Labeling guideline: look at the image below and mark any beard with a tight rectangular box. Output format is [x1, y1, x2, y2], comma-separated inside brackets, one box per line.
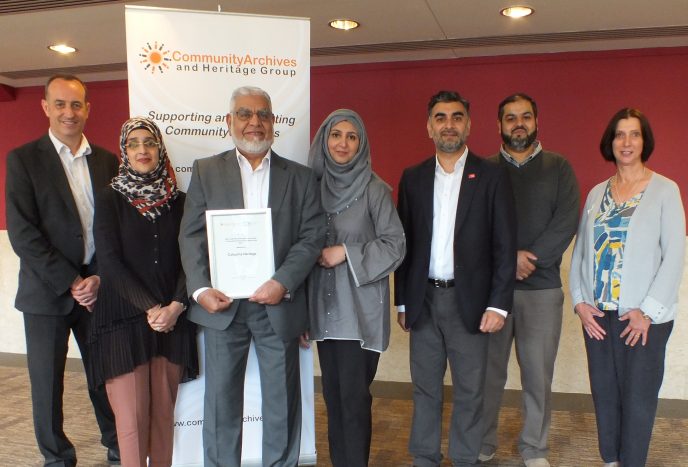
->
[232, 133, 273, 155]
[502, 126, 538, 152]
[433, 131, 466, 153]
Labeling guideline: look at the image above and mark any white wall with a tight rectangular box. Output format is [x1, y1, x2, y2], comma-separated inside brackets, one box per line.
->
[2, 231, 687, 398]
[1, 231, 82, 357]
[333, 240, 688, 399]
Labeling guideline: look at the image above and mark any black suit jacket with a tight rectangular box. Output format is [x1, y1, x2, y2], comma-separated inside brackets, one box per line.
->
[394, 151, 517, 333]
[5, 134, 119, 316]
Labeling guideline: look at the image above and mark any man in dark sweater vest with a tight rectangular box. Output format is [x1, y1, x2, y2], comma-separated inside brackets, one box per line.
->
[479, 94, 580, 467]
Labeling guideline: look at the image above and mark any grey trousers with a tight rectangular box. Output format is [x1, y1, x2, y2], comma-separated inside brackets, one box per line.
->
[202, 300, 301, 467]
[481, 288, 564, 461]
[409, 284, 489, 467]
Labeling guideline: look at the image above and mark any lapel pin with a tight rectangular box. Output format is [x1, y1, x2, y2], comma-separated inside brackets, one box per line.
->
[467, 173, 476, 179]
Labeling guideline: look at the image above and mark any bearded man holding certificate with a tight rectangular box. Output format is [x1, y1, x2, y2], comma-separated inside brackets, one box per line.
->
[179, 85, 324, 467]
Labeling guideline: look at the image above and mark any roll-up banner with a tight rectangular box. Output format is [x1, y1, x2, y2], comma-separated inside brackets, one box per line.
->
[125, 6, 315, 466]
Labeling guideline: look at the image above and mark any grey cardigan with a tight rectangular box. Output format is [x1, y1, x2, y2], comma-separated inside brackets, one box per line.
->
[307, 176, 406, 352]
[569, 172, 685, 323]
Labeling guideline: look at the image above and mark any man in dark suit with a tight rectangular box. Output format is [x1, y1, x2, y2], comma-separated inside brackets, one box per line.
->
[5, 74, 119, 466]
[179, 86, 324, 466]
[394, 90, 516, 467]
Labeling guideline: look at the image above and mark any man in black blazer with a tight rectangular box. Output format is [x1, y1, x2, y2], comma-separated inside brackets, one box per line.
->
[394, 90, 516, 466]
[5, 75, 119, 466]
[179, 86, 324, 466]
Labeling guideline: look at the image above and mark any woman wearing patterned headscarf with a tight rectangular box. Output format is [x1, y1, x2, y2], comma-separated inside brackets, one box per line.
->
[87, 117, 197, 467]
[305, 109, 406, 467]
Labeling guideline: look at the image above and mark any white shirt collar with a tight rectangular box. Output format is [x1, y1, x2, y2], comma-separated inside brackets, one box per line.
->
[236, 148, 271, 171]
[48, 129, 92, 158]
[435, 146, 468, 175]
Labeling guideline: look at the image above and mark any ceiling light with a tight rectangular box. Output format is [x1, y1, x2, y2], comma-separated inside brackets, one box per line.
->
[500, 6, 534, 18]
[48, 44, 77, 54]
[329, 19, 360, 31]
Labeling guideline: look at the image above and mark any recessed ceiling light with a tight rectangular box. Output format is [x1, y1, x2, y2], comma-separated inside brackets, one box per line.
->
[48, 44, 77, 54]
[329, 19, 360, 31]
[500, 6, 534, 18]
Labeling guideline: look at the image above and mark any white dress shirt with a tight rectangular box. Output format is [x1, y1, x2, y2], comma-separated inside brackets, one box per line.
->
[236, 150, 271, 209]
[48, 129, 95, 265]
[429, 150, 466, 279]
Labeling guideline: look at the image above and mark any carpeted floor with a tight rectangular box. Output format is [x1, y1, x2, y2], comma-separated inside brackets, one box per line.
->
[0, 363, 685, 466]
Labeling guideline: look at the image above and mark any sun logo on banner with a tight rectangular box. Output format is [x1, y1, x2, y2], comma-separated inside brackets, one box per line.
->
[139, 41, 170, 74]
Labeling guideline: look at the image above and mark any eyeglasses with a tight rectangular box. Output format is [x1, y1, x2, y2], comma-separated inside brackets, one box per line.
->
[233, 108, 273, 123]
[125, 140, 160, 150]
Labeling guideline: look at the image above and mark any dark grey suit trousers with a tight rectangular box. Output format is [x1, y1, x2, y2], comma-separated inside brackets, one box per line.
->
[585, 310, 672, 467]
[409, 284, 489, 467]
[202, 300, 301, 467]
[23, 303, 117, 467]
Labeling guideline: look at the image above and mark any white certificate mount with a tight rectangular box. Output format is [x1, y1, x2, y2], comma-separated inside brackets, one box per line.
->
[206, 208, 275, 299]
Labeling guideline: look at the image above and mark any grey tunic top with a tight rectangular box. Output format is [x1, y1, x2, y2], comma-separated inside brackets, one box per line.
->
[307, 176, 406, 352]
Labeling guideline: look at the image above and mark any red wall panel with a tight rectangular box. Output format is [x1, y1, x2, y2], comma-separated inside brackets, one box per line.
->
[310, 47, 688, 215]
[2, 47, 688, 230]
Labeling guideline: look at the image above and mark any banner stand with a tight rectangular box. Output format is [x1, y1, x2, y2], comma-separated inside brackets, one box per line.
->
[125, 6, 315, 465]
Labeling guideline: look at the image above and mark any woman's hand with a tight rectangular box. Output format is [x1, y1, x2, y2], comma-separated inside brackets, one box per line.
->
[71, 275, 100, 309]
[575, 302, 606, 340]
[318, 245, 346, 268]
[147, 301, 183, 333]
[298, 331, 311, 349]
[619, 309, 651, 346]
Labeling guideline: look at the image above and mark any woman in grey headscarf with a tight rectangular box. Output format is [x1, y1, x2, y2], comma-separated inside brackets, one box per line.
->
[306, 109, 405, 467]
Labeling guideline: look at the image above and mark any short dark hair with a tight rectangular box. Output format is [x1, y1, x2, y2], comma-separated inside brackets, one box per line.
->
[45, 74, 89, 102]
[599, 108, 654, 163]
[498, 93, 538, 120]
[427, 90, 470, 116]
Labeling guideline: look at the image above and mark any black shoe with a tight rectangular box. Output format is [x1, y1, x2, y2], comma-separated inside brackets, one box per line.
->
[107, 447, 121, 465]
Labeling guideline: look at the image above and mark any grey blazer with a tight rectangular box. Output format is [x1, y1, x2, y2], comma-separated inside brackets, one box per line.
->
[5, 134, 119, 316]
[179, 149, 325, 340]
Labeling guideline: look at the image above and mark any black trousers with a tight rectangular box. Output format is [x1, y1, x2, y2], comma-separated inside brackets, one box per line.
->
[584, 310, 673, 467]
[317, 339, 380, 467]
[23, 303, 117, 467]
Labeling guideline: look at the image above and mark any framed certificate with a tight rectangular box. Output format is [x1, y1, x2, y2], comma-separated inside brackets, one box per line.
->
[206, 208, 275, 299]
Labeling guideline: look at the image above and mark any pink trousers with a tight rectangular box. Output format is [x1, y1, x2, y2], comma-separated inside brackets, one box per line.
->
[105, 357, 183, 467]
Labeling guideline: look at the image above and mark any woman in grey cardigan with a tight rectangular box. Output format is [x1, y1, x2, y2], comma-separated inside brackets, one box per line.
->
[569, 108, 685, 467]
[305, 109, 405, 467]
